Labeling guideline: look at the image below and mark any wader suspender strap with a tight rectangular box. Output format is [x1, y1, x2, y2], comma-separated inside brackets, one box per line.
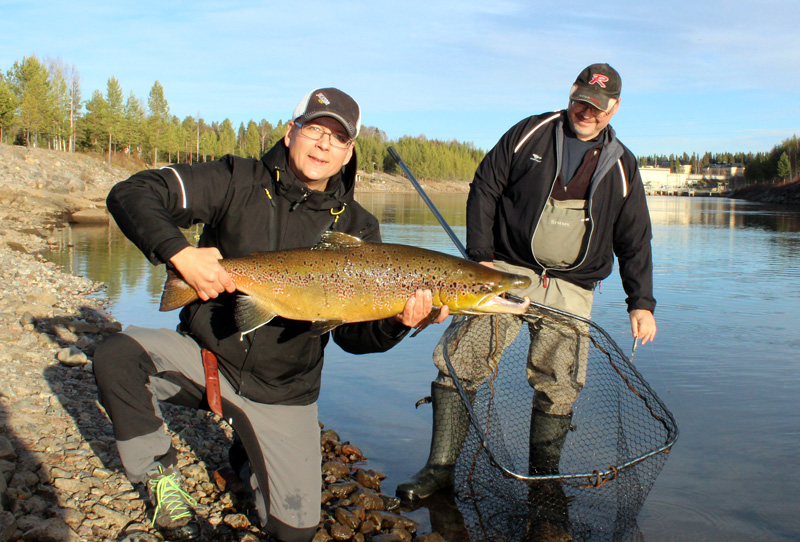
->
[201, 349, 223, 417]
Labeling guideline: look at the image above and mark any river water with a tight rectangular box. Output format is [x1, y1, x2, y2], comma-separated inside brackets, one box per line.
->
[46, 195, 800, 541]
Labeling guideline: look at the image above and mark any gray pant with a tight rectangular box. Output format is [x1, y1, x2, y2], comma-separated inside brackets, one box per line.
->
[433, 262, 593, 416]
[113, 326, 321, 532]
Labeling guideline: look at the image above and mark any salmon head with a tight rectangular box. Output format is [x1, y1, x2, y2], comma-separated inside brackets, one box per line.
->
[435, 264, 532, 315]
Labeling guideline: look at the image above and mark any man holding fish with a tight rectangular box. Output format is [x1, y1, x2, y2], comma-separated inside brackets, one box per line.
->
[92, 88, 492, 542]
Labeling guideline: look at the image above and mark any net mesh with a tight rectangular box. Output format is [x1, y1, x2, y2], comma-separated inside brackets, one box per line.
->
[439, 304, 677, 541]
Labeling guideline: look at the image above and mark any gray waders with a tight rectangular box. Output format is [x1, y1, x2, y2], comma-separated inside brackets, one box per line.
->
[396, 382, 474, 502]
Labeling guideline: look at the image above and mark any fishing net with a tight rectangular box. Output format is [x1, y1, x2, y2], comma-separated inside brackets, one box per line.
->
[437, 303, 678, 542]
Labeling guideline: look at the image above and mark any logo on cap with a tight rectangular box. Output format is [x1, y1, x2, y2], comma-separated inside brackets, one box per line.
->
[588, 74, 609, 88]
[315, 92, 331, 106]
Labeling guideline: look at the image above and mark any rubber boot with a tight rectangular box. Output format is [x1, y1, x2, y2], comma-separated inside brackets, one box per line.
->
[529, 410, 572, 476]
[526, 410, 573, 541]
[396, 382, 474, 502]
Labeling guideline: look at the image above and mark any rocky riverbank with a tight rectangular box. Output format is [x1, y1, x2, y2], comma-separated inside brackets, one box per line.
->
[731, 180, 800, 205]
[0, 144, 446, 542]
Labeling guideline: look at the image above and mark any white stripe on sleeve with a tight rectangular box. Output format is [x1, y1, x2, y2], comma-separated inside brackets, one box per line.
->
[161, 166, 187, 209]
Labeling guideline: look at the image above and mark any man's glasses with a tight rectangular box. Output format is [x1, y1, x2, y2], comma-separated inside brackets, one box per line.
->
[569, 100, 612, 120]
[294, 122, 353, 149]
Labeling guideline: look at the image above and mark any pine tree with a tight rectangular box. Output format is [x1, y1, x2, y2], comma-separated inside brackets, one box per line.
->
[81, 90, 109, 151]
[265, 120, 285, 150]
[7, 56, 55, 146]
[147, 81, 170, 165]
[218, 119, 236, 156]
[105, 77, 125, 162]
[777, 152, 791, 182]
[245, 120, 260, 158]
[182, 116, 197, 164]
[236, 122, 246, 156]
[200, 128, 218, 162]
[122, 92, 145, 159]
[0, 76, 18, 144]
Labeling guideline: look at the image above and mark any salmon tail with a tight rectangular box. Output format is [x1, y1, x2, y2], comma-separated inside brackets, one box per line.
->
[159, 269, 199, 311]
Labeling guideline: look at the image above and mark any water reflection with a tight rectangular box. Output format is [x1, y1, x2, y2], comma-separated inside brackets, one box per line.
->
[46, 225, 200, 328]
[647, 196, 800, 233]
[357, 192, 467, 229]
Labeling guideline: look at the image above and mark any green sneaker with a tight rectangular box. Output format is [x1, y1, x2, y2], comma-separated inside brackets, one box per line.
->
[146, 465, 200, 541]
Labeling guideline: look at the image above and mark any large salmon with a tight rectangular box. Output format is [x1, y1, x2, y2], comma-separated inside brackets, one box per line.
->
[160, 231, 531, 334]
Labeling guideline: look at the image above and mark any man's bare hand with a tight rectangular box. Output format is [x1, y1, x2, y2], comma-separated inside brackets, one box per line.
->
[169, 246, 235, 301]
[393, 289, 450, 328]
[630, 309, 657, 345]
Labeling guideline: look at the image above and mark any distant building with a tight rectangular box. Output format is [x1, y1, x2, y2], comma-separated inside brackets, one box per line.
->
[701, 163, 746, 177]
[639, 166, 688, 190]
[655, 160, 692, 174]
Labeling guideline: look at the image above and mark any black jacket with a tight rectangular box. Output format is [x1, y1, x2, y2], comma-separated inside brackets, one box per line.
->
[107, 141, 410, 405]
[466, 111, 656, 313]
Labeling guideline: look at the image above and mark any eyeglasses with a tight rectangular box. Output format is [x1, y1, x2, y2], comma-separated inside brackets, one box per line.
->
[569, 100, 612, 120]
[294, 122, 353, 149]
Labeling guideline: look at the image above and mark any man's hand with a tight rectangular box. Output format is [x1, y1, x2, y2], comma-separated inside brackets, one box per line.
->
[630, 309, 656, 345]
[169, 246, 236, 301]
[393, 289, 450, 328]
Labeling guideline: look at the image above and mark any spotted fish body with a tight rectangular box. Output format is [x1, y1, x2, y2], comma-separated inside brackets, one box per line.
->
[160, 231, 531, 334]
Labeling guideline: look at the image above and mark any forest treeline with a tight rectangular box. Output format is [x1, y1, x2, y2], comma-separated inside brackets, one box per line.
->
[0, 55, 795, 184]
[0, 55, 483, 181]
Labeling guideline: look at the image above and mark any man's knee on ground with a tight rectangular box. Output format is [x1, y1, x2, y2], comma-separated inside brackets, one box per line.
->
[93, 333, 155, 399]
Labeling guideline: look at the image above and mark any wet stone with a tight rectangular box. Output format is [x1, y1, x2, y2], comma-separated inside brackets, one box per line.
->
[322, 461, 350, 478]
[222, 513, 250, 529]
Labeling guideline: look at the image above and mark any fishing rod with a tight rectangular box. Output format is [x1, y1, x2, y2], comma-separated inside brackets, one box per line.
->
[387, 146, 468, 259]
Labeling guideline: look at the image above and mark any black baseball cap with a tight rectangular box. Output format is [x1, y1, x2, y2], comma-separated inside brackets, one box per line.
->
[292, 88, 361, 139]
[569, 63, 621, 111]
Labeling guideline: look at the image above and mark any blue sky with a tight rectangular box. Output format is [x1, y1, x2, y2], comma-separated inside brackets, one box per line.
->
[1, 0, 798, 156]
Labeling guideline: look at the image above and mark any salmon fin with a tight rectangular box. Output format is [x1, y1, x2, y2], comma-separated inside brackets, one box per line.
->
[409, 306, 442, 338]
[159, 269, 199, 311]
[309, 320, 344, 336]
[235, 295, 278, 336]
[313, 231, 364, 251]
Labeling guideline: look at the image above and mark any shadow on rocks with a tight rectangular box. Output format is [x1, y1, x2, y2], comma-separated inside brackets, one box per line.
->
[0, 304, 123, 541]
[35, 307, 262, 541]
[34, 306, 124, 470]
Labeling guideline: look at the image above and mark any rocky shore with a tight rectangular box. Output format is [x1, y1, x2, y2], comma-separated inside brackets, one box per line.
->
[731, 180, 800, 205]
[0, 144, 448, 542]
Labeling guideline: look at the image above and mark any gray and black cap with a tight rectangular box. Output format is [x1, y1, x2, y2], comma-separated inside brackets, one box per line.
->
[292, 88, 362, 138]
[569, 63, 621, 111]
